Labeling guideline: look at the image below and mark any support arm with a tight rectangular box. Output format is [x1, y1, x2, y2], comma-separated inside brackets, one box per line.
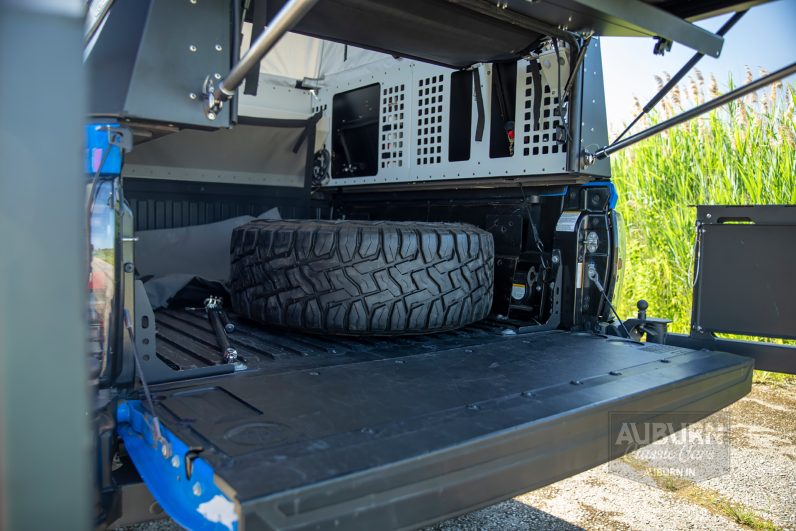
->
[203, 0, 320, 119]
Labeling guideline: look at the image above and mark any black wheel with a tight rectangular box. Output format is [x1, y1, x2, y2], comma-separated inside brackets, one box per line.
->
[230, 219, 494, 335]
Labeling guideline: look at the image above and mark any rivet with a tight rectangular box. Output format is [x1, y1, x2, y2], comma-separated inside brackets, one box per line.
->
[160, 442, 171, 459]
[192, 482, 202, 496]
[214, 73, 221, 80]
[189, 92, 197, 100]
[171, 456, 180, 468]
[215, 44, 223, 51]
[189, 0, 197, 3]
[207, 112, 216, 120]
[189, 45, 197, 52]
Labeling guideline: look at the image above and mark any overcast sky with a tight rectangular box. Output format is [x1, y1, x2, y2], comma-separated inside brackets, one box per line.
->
[599, 0, 796, 130]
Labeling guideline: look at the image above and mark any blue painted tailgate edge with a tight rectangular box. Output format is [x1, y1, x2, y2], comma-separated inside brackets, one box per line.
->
[117, 401, 240, 531]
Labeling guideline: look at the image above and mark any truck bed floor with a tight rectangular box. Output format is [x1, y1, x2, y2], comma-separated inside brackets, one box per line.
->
[153, 308, 518, 374]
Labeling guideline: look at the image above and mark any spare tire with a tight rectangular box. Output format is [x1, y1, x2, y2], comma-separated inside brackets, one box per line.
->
[230, 219, 494, 335]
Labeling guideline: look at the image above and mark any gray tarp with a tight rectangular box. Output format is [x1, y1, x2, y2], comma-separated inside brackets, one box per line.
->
[136, 207, 280, 308]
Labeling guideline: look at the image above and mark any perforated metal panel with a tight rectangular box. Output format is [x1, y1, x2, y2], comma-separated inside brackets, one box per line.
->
[381, 83, 406, 169]
[318, 50, 574, 187]
[416, 75, 445, 166]
[519, 71, 566, 157]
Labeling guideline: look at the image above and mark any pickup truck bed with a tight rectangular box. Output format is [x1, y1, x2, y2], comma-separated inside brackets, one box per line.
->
[143, 311, 753, 530]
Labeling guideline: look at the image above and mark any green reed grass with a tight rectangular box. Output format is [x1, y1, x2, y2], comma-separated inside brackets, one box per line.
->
[610, 69, 796, 337]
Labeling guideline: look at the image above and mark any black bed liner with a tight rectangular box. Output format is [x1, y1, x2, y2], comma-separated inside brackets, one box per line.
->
[149, 312, 752, 530]
[153, 308, 520, 374]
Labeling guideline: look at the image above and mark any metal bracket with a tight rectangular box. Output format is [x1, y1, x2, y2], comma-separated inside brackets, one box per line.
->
[202, 75, 223, 121]
[133, 281, 235, 384]
[496, 249, 563, 335]
[653, 37, 673, 56]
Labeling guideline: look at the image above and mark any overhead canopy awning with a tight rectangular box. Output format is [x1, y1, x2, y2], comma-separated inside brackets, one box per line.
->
[261, 0, 770, 68]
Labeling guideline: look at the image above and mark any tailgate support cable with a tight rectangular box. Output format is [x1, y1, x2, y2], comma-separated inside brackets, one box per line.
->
[613, 10, 747, 145]
[123, 309, 162, 444]
[585, 60, 796, 165]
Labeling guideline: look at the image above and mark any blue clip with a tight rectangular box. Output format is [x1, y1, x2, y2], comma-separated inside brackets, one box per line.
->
[85, 123, 125, 175]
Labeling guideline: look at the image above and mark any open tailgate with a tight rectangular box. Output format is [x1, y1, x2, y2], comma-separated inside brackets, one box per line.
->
[118, 328, 752, 530]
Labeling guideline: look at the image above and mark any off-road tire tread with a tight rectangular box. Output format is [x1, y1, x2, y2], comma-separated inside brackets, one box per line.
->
[230, 220, 494, 335]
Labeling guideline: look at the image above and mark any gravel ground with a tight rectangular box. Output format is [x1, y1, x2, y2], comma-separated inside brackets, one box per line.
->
[118, 380, 796, 531]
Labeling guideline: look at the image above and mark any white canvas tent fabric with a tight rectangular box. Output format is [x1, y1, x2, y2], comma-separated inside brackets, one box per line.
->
[240, 22, 389, 82]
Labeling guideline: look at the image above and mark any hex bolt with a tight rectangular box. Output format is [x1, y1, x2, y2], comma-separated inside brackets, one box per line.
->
[551, 254, 560, 264]
[192, 482, 202, 496]
[207, 112, 216, 120]
[189, 45, 197, 52]
[706, 213, 712, 219]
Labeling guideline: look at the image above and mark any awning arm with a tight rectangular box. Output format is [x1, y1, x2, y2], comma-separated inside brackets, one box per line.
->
[613, 10, 747, 144]
[584, 61, 796, 166]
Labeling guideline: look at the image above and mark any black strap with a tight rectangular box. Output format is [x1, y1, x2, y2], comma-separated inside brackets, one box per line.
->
[473, 68, 485, 142]
[292, 111, 323, 153]
[529, 59, 543, 131]
[243, 0, 268, 96]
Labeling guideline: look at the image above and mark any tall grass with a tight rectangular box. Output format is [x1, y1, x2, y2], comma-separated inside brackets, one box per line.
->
[610, 69, 796, 335]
